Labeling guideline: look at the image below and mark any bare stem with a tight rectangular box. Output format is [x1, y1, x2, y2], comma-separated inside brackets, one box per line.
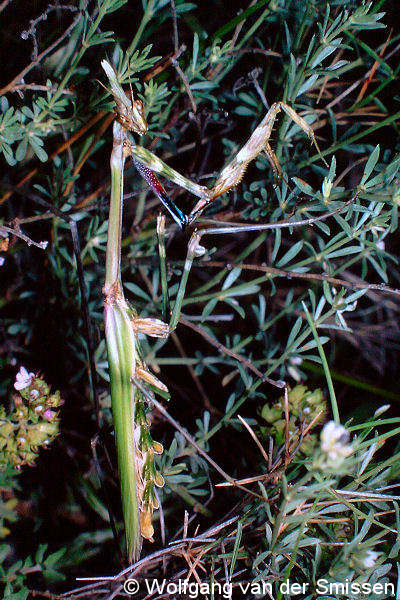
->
[105, 122, 125, 290]
[157, 215, 170, 319]
[104, 121, 141, 562]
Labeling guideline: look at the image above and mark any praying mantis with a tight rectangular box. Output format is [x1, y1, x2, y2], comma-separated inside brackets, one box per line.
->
[102, 60, 322, 228]
[101, 59, 325, 562]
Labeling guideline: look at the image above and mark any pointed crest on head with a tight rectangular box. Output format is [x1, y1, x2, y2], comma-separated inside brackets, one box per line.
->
[101, 59, 148, 136]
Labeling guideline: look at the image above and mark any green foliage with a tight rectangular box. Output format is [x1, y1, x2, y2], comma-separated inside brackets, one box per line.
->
[248, 413, 399, 598]
[0, 468, 19, 539]
[261, 384, 326, 451]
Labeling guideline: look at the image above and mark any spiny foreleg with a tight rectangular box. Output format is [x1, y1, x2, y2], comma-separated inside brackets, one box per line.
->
[189, 102, 321, 221]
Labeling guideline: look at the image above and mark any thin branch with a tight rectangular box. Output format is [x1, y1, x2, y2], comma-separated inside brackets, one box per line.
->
[170, 330, 214, 412]
[195, 197, 357, 236]
[195, 261, 400, 298]
[250, 68, 269, 109]
[137, 381, 232, 483]
[30, 591, 65, 600]
[63, 516, 239, 597]
[172, 58, 198, 116]
[334, 156, 367, 186]
[355, 28, 392, 104]
[135, 379, 260, 499]
[21, 4, 78, 61]
[0, 224, 48, 249]
[226, 47, 281, 58]
[237, 415, 269, 463]
[9, 83, 74, 95]
[69, 220, 100, 425]
[0, 8, 83, 96]
[283, 386, 290, 466]
[170, 0, 179, 55]
[63, 114, 114, 197]
[10, 212, 54, 225]
[168, 2, 197, 118]
[179, 316, 285, 388]
[143, 44, 186, 82]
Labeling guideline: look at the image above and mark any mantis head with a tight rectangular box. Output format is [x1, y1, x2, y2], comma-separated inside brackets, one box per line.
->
[117, 96, 148, 136]
[101, 59, 148, 136]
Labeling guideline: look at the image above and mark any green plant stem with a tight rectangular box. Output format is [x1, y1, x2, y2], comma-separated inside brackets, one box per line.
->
[105, 123, 125, 289]
[126, 0, 154, 59]
[105, 300, 141, 562]
[298, 110, 400, 168]
[104, 121, 141, 562]
[169, 235, 200, 330]
[156, 216, 169, 320]
[302, 360, 400, 402]
[36, 5, 109, 124]
[303, 303, 339, 424]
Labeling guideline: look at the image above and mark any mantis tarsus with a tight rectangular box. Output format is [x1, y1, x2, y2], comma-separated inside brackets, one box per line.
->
[101, 59, 329, 562]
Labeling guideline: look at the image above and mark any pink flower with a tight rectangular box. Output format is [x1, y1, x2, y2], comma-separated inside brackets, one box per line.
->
[43, 409, 56, 421]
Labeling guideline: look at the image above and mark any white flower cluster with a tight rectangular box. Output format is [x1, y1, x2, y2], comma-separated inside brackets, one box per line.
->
[350, 548, 381, 571]
[320, 421, 353, 468]
[362, 550, 380, 569]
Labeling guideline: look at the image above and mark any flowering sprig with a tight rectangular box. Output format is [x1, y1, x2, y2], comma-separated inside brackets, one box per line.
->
[0, 367, 63, 469]
[350, 549, 381, 571]
[318, 420, 353, 469]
